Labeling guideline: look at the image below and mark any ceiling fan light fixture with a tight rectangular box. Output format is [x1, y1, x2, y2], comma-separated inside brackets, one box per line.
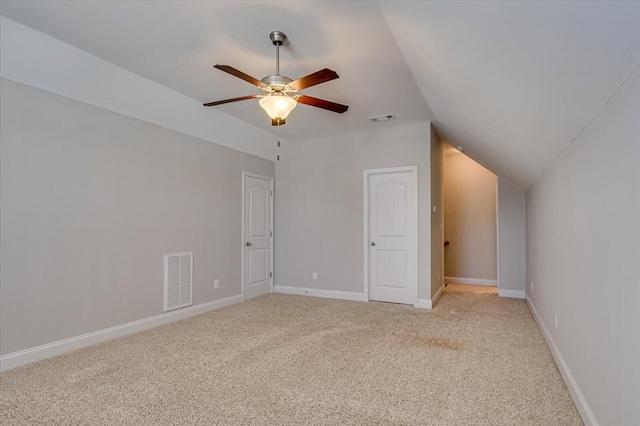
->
[259, 93, 297, 124]
[204, 31, 348, 126]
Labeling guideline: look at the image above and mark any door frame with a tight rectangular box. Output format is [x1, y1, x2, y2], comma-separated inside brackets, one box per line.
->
[363, 165, 419, 306]
[241, 171, 274, 301]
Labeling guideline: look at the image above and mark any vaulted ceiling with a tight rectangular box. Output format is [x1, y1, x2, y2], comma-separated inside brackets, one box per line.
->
[2, 1, 639, 188]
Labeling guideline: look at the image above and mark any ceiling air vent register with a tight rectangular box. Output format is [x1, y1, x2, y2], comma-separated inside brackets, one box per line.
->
[369, 114, 397, 123]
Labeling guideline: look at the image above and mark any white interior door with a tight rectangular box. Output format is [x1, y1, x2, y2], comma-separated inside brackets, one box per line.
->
[242, 173, 272, 300]
[366, 168, 417, 305]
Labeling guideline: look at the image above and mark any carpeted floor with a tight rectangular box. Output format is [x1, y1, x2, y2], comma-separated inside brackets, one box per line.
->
[0, 284, 582, 425]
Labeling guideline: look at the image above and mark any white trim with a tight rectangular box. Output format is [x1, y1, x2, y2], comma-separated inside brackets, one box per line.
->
[416, 285, 445, 309]
[498, 288, 525, 299]
[444, 276, 498, 287]
[416, 299, 432, 309]
[363, 171, 369, 302]
[496, 179, 500, 290]
[274, 285, 366, 302]
[0, 294, 243, 372]
[526, 297, 599, 426]
[270, 178, 274, 294]
[363, 166, 419, 307]
[241, 172, 274, 301]
[432, 284, 445, 306]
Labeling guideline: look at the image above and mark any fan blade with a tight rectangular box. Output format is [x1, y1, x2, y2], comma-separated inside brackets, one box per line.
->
[203, 95, 260, 106]
[297, 95, 348, 113]
[289, 68, 339, 91]
[214, 65, 266, 87]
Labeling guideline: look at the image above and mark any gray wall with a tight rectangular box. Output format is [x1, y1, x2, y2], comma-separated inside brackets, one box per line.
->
[496, 177, 526, 293]
[274, 122, 432, 300]
[0, 78, 274, 355]
[430, 126, 444, 298]
[526, 68, 640, 425]
[443, 144, 497, 281]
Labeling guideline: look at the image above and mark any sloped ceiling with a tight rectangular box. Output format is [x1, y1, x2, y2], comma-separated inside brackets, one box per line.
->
[379, 1, 640, 188]
[2, 1, 640, 188]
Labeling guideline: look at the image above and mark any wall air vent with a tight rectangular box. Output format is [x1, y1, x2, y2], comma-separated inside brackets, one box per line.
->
[368, 114, 397, 123]
[164, 252, 193, 312]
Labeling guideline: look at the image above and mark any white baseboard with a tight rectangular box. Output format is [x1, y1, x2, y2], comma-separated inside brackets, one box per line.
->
[498, 288, 525, 299]
[274, 285, 366, 302]
[0, 294, 243, 372]
[417, 284, 446, 309]
[433, 284, 445, 306]
[444, 277, 497, 287]
[526, 297, 598, 426]
[416, 298, 432, 309]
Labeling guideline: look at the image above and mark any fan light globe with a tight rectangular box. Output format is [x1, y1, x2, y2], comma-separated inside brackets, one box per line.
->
[259, 93, 297, 122]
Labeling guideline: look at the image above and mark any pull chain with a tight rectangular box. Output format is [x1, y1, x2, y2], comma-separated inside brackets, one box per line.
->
[276, 123, 280, 161]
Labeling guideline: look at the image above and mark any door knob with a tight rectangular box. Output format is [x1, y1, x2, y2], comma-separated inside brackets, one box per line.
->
[245, 242, 252, 246]
[371, 241, 376, 246]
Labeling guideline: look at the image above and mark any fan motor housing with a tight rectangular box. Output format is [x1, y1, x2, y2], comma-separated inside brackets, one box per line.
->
[261, 75, 293, 91]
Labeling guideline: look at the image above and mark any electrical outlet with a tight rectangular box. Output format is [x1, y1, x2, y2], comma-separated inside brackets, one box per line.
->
[554, 313, 558, 329]
[214, 279, 219, 290]
[312, 272, 317, 280]
[437, 272, 441, 281]
[530, 282, 534, 291]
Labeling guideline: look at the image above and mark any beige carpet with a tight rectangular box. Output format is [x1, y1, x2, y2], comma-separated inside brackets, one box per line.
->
[1, 284, 582, 425]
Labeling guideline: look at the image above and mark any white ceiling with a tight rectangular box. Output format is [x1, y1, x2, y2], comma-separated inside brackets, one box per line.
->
[2, 1, 639, 188]
[0, 1, 433, 144]
[380, 1, 640, 187]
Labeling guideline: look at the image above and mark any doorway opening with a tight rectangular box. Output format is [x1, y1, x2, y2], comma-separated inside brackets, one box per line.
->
[442, 144, 498, 293]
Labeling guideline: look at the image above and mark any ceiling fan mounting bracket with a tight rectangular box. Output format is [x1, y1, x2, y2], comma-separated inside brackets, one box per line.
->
[269, 31, 287, 46]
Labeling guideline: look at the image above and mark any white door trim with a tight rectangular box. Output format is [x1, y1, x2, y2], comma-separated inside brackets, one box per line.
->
[241, 171, 274, 301]
[363, 166, 419, 307]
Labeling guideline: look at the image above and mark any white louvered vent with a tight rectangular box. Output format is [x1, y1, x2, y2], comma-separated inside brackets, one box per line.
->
[164, 252, 193, 312]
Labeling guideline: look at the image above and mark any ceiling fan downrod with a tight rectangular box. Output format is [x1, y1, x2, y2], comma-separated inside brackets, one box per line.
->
[269, 31, 287, 76]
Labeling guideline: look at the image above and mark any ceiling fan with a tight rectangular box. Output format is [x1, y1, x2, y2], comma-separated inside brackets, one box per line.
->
[204, 31, 348, 126]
